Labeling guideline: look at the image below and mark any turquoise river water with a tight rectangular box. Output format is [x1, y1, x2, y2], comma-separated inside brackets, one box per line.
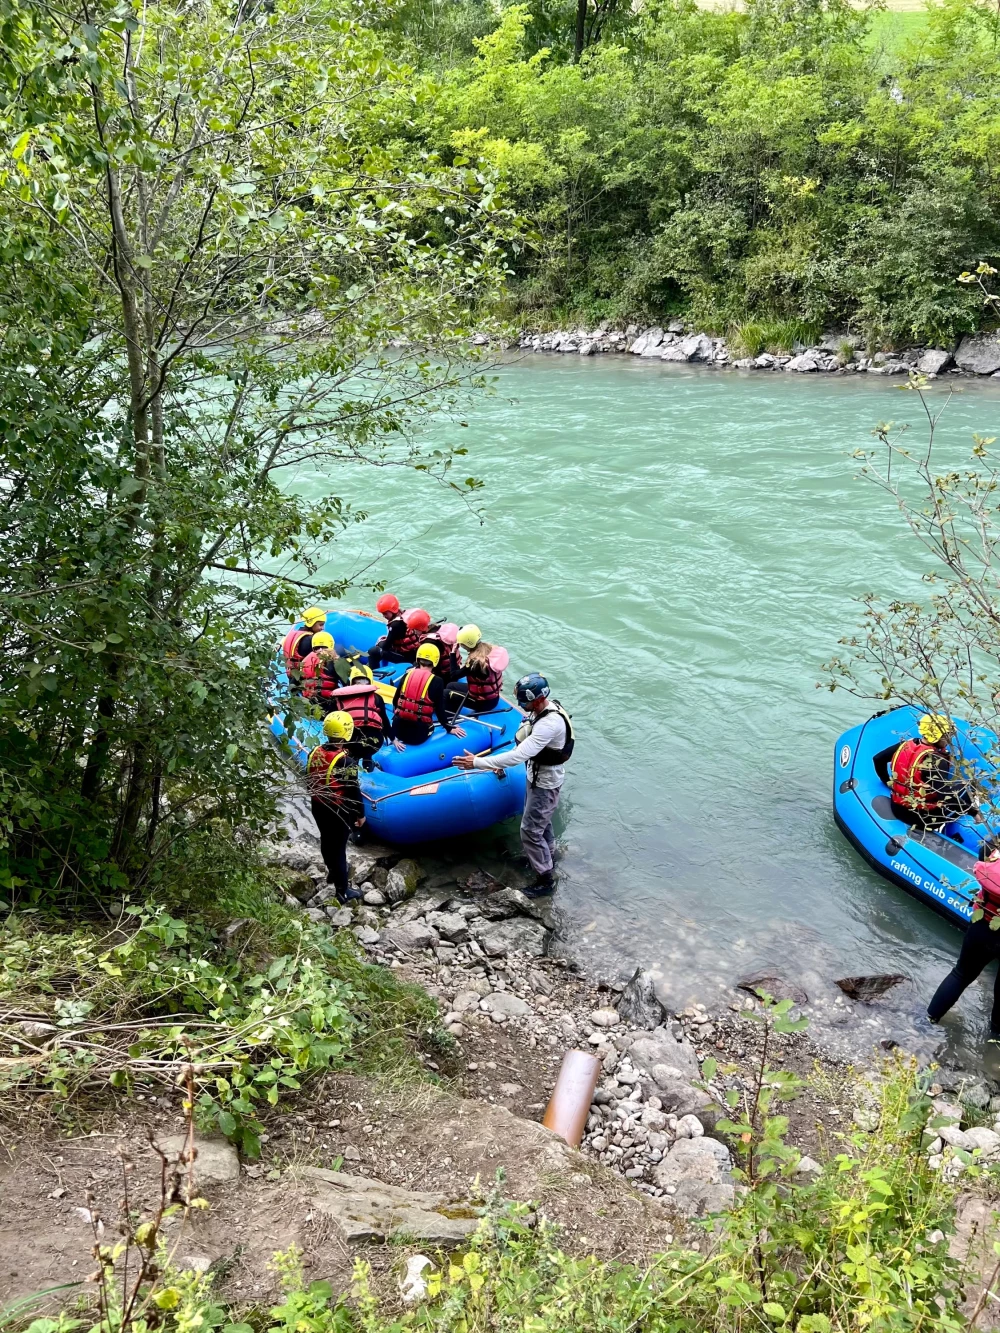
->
[295, 355, 1000, 1065]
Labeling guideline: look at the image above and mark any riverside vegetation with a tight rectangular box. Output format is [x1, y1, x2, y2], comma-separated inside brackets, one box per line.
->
[6, 0, 1000, 1324]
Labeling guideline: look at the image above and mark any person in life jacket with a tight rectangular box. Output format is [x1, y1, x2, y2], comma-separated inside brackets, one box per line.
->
[329, 664, 391, 768]
[282, 606, 327, 683]
[390, 643, 467, 748]
[299, 632, 338, 705]
[873, 712, 977, 829]
[421, 622, 463, 682]
[456, 672, 573, 899]
[306, 711, 364, 903]
[928, 836, 1000, 1038]
[369, 601, 432, 669]
[453, 625, 507, 713]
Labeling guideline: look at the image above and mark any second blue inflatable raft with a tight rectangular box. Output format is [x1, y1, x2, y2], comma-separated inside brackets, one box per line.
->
[833, 705, 1000, 926]
[270, 609, 526, 844]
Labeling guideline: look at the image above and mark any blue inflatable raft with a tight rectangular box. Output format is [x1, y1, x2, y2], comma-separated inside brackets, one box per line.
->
[833, 705, 1000, 926]
[270, 609, 526, 845]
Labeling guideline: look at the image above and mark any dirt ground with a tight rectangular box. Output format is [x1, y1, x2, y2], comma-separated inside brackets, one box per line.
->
[0, 1070, 675, 1314]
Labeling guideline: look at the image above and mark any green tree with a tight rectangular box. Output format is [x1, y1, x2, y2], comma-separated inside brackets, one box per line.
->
[0, 0, 514, 901]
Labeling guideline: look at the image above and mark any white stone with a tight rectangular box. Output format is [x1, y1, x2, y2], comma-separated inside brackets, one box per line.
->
[964, 1126, 1000, 1156]
[795, 1155, 822, 1175]
[155, 1134, 240, 1189]
[481, 991, 531, 1018]
[590, 1008, 620, 1029]
[675, 1114, 705, 1139]
[400, 1255, 433, 1303]
[939, 1124, 974, 1151]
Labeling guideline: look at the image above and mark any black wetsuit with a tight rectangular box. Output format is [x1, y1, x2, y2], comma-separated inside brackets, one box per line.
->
[368, 617, 416, 668]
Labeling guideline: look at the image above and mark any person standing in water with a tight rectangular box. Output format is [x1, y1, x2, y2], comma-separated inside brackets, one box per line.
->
[455, 672, 573, 898]
[928, 837, 1000, 1037]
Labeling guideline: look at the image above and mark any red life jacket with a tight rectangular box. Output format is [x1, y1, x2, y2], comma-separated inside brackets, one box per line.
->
[331, 682, 384, 734]
[301, 652, 340, 703]
[889, 740, 942, 813]
[282, 627, 311, 668]
[306, 743, 351, 804]
[394, 615, 422, 658]
[394, 667, 436, 727]
[467, 662, 503, 705]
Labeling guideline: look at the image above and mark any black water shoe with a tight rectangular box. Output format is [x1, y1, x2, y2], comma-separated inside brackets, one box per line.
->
[524, 872, 555, 899]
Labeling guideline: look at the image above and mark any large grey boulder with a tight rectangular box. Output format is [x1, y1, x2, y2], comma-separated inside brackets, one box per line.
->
[629, 1027, 700, 1083]
[381, 920, 439, 952]
[955, 333, 1000, 375]
[654, 1137, 734, 1218]
[347, 841, 397, 884]
[473, 916, 549, 958]
[630, 327, 664, 356]
[787, 352, 823, 372]
[481, 991, 532, 1018]
[426, 911, 469, 944]
[661, 333, 713, 363]
[617, 969, 666, 1030]
[917, 348, 953, 376]
[301, 1167, 480, 1245]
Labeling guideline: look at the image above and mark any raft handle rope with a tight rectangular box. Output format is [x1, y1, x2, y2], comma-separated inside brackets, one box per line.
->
[366, 743, 516, 806]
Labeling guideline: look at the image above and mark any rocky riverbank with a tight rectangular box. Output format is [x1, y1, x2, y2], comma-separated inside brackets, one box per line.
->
[507, 324, 1000, 378]
[267, 828, 1000, 1219]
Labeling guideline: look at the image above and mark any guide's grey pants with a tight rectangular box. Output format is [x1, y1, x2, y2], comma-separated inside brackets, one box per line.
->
[521, 783, 561, 874]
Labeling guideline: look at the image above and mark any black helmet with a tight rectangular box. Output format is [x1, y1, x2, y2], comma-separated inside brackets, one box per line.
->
[516, 672, 550, 706]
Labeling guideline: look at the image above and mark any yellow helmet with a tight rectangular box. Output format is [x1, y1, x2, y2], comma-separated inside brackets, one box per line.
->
[457, 624, 481, 650]
[322, 711, 355, 741]
[311, 631, 334, 651]
[918, 712, 950, 744]
[350, 664, 374, 683]
[416, 642, 441, 667]
[302, 607, 326, 627]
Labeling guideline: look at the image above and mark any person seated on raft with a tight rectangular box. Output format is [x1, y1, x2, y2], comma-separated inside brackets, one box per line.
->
[282, 606, 327, 686]
[368, 597, 431, 668]
[873, 711, 978, 831]
[391, 643, 467, 748]
[299, 632, 342, 707]
[420, 622, 463, 681]
[453, 624, 507, 713]
[329, 664, 391, 769]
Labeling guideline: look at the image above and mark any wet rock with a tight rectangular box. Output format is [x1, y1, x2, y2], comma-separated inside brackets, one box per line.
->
[481, 991, 532, 1018]
[917, 348, 953, 376]
[474, 917, 549, 958]
[381, 921, 439, 953]
[956, 333, 1000, 375]
[834, 974, 907, 1002]
[617, 969, 666, 1030]
[787, 351, 823, 372]
[301, 1167, 480, 1245]
[661, 333, 713, 363]
[629, 327, 664, 356]
[962, 1079, 994, 1111]
[737, 971, 808, 1006]
[654, 1137, 734, 1218]
[477, 887, 535, 921]
[156, 1133, 240, 1190]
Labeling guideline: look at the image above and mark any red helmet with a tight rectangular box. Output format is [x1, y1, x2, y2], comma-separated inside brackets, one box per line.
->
[376, 593, 400, 615]
[406, 608, 431, 632]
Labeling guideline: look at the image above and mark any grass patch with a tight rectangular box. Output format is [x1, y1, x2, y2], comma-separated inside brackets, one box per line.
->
[0, 838, 443, 1156]
[728, 318, 822, 357]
